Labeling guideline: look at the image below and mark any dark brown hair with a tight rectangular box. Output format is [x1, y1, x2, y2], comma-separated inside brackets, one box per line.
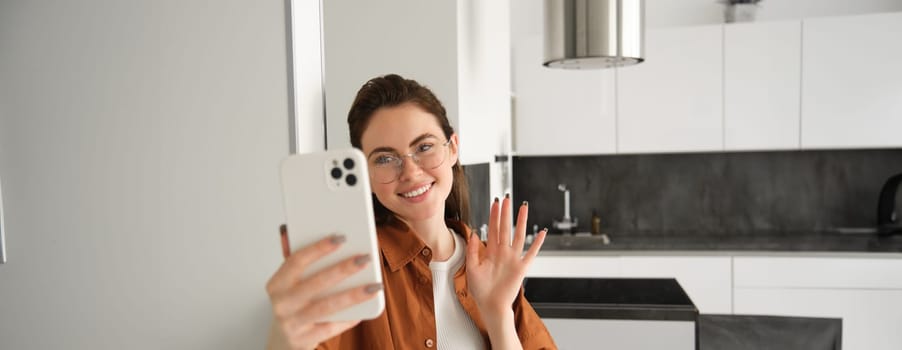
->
[348, 74, 470, 227]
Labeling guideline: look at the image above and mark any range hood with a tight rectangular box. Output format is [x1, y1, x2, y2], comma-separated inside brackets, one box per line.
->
[544, 0, 645, 69]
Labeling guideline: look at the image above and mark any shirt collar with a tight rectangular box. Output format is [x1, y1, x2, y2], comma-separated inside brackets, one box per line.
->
[377, 220, 472, 272]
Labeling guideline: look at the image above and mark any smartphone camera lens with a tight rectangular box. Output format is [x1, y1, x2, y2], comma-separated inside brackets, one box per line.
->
[343, 158, 355, 170]
[345, 174, 357, 186]
[330, 167, 342, 179]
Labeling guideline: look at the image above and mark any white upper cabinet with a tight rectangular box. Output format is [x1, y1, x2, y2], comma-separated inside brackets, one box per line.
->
[724, 21, 802, 151]
[512, 35, 617, 156]
[322, 0, 510, 165]
[800, 12, 902, 149]
[510, 10, 902, 157]
[617, 25, 724, 154]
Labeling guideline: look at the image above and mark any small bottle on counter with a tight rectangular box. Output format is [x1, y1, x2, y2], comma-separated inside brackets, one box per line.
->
[591, 210, 601, 235]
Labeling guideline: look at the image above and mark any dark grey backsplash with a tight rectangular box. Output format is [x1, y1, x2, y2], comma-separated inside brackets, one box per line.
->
[513, 150, 902, 235]
[463, 162, 490, 231]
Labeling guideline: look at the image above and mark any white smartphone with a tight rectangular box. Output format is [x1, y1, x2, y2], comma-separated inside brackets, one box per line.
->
[280, 148, 384, 321]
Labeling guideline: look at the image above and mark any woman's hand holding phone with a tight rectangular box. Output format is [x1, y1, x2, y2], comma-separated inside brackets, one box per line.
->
[266, 225, 383, 350]
[465, 196, 547, 340]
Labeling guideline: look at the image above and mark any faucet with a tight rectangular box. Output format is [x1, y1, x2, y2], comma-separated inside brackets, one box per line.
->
[878, 172, 902, 235]
[552, 184, 578, 233]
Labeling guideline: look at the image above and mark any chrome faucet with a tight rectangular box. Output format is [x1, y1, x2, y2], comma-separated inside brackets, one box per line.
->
[552, 184, 578, 233]
[878, 172, 902, 235]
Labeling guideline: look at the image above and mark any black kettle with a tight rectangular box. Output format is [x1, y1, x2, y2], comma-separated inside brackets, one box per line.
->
[877, 172, 902, 235]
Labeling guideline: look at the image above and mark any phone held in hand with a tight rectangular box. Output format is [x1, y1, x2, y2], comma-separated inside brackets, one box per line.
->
[280, 148, 385, 321]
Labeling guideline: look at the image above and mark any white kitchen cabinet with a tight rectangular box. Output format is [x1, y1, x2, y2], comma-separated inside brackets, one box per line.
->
[800, 11, 902, 149]
[724, 21, 802, 151]
[734, 256, 902, 350]
[322, 0, 510, 165]
[512, 35, 617, 156]
[617, 25, 724, 154]
[733, 256, 902, 289]
[528, 256, 620, 278]
[530, 255, 732, 314]
[620, 256, 733, 314]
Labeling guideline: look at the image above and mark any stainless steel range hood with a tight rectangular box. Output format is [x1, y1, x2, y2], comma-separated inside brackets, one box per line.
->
[544, 0, 645, 69]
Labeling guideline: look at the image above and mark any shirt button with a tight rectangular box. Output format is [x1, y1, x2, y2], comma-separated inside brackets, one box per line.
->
[425, 338, 434, 348]
[421, 248, 431, 256]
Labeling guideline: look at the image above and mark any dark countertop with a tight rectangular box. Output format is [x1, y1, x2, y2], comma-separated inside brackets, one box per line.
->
[533, 230, 902, 253]
[524, 277, 698, 321]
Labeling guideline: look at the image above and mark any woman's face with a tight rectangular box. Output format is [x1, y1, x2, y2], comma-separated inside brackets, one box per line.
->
[360, 102, 459, 224]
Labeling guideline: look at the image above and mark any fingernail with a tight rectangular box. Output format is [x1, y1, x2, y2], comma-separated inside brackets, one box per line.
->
[354, 254, 370, 266]
[365, 283, 384, 294]
[494, 197, 499, 203]
[522, 201, 528, 207]
[542, 227, 548, 233]
[279, 224, 287, 235]
[331, 234, 347, 245]
[505, 193, 510, 199]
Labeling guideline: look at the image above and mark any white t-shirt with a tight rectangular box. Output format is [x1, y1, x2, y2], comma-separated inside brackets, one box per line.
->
[429, 231, 484, 349]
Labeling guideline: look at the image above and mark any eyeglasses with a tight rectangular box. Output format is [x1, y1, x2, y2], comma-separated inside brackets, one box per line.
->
[368, 138, 451, 184]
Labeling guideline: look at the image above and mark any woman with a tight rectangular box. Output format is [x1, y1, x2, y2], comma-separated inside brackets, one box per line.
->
[267, 74, 554, 349]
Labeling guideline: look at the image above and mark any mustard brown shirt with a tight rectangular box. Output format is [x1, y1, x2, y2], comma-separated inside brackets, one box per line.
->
[292, 220, 557, 349]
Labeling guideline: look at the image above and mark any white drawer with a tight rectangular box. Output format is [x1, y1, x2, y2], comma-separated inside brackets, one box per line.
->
[734, 256, 902, 289]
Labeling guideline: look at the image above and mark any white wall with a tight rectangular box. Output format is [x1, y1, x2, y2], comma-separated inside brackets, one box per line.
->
[322, 0, 459, 151]
[0, 1, 290, 348]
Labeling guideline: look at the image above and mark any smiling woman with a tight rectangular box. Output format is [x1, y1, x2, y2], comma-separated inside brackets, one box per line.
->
[266, 74, 555, 350]
[348, 77, 466, 228]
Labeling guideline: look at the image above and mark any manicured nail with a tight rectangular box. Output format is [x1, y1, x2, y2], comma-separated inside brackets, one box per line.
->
[522, 201, 528, 207]
[279, 224, 287, 235]
[494, 197, 499, 203]
[542, 227, 548, 233]
[331, 234, 347, 245]
[354, 254, 370, 266]
[365, 283, 384, 294]
[505, 193, 510, 199]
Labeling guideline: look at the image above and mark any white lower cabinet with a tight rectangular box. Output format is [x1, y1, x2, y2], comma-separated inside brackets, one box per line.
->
[620, 256, 733, 314]
[543, 318, 695, 350]
[532, 254, 902, 349]
[734, 256, 902, 350]
[528, 256, 620, 278]
[530, 255, 732, 314]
